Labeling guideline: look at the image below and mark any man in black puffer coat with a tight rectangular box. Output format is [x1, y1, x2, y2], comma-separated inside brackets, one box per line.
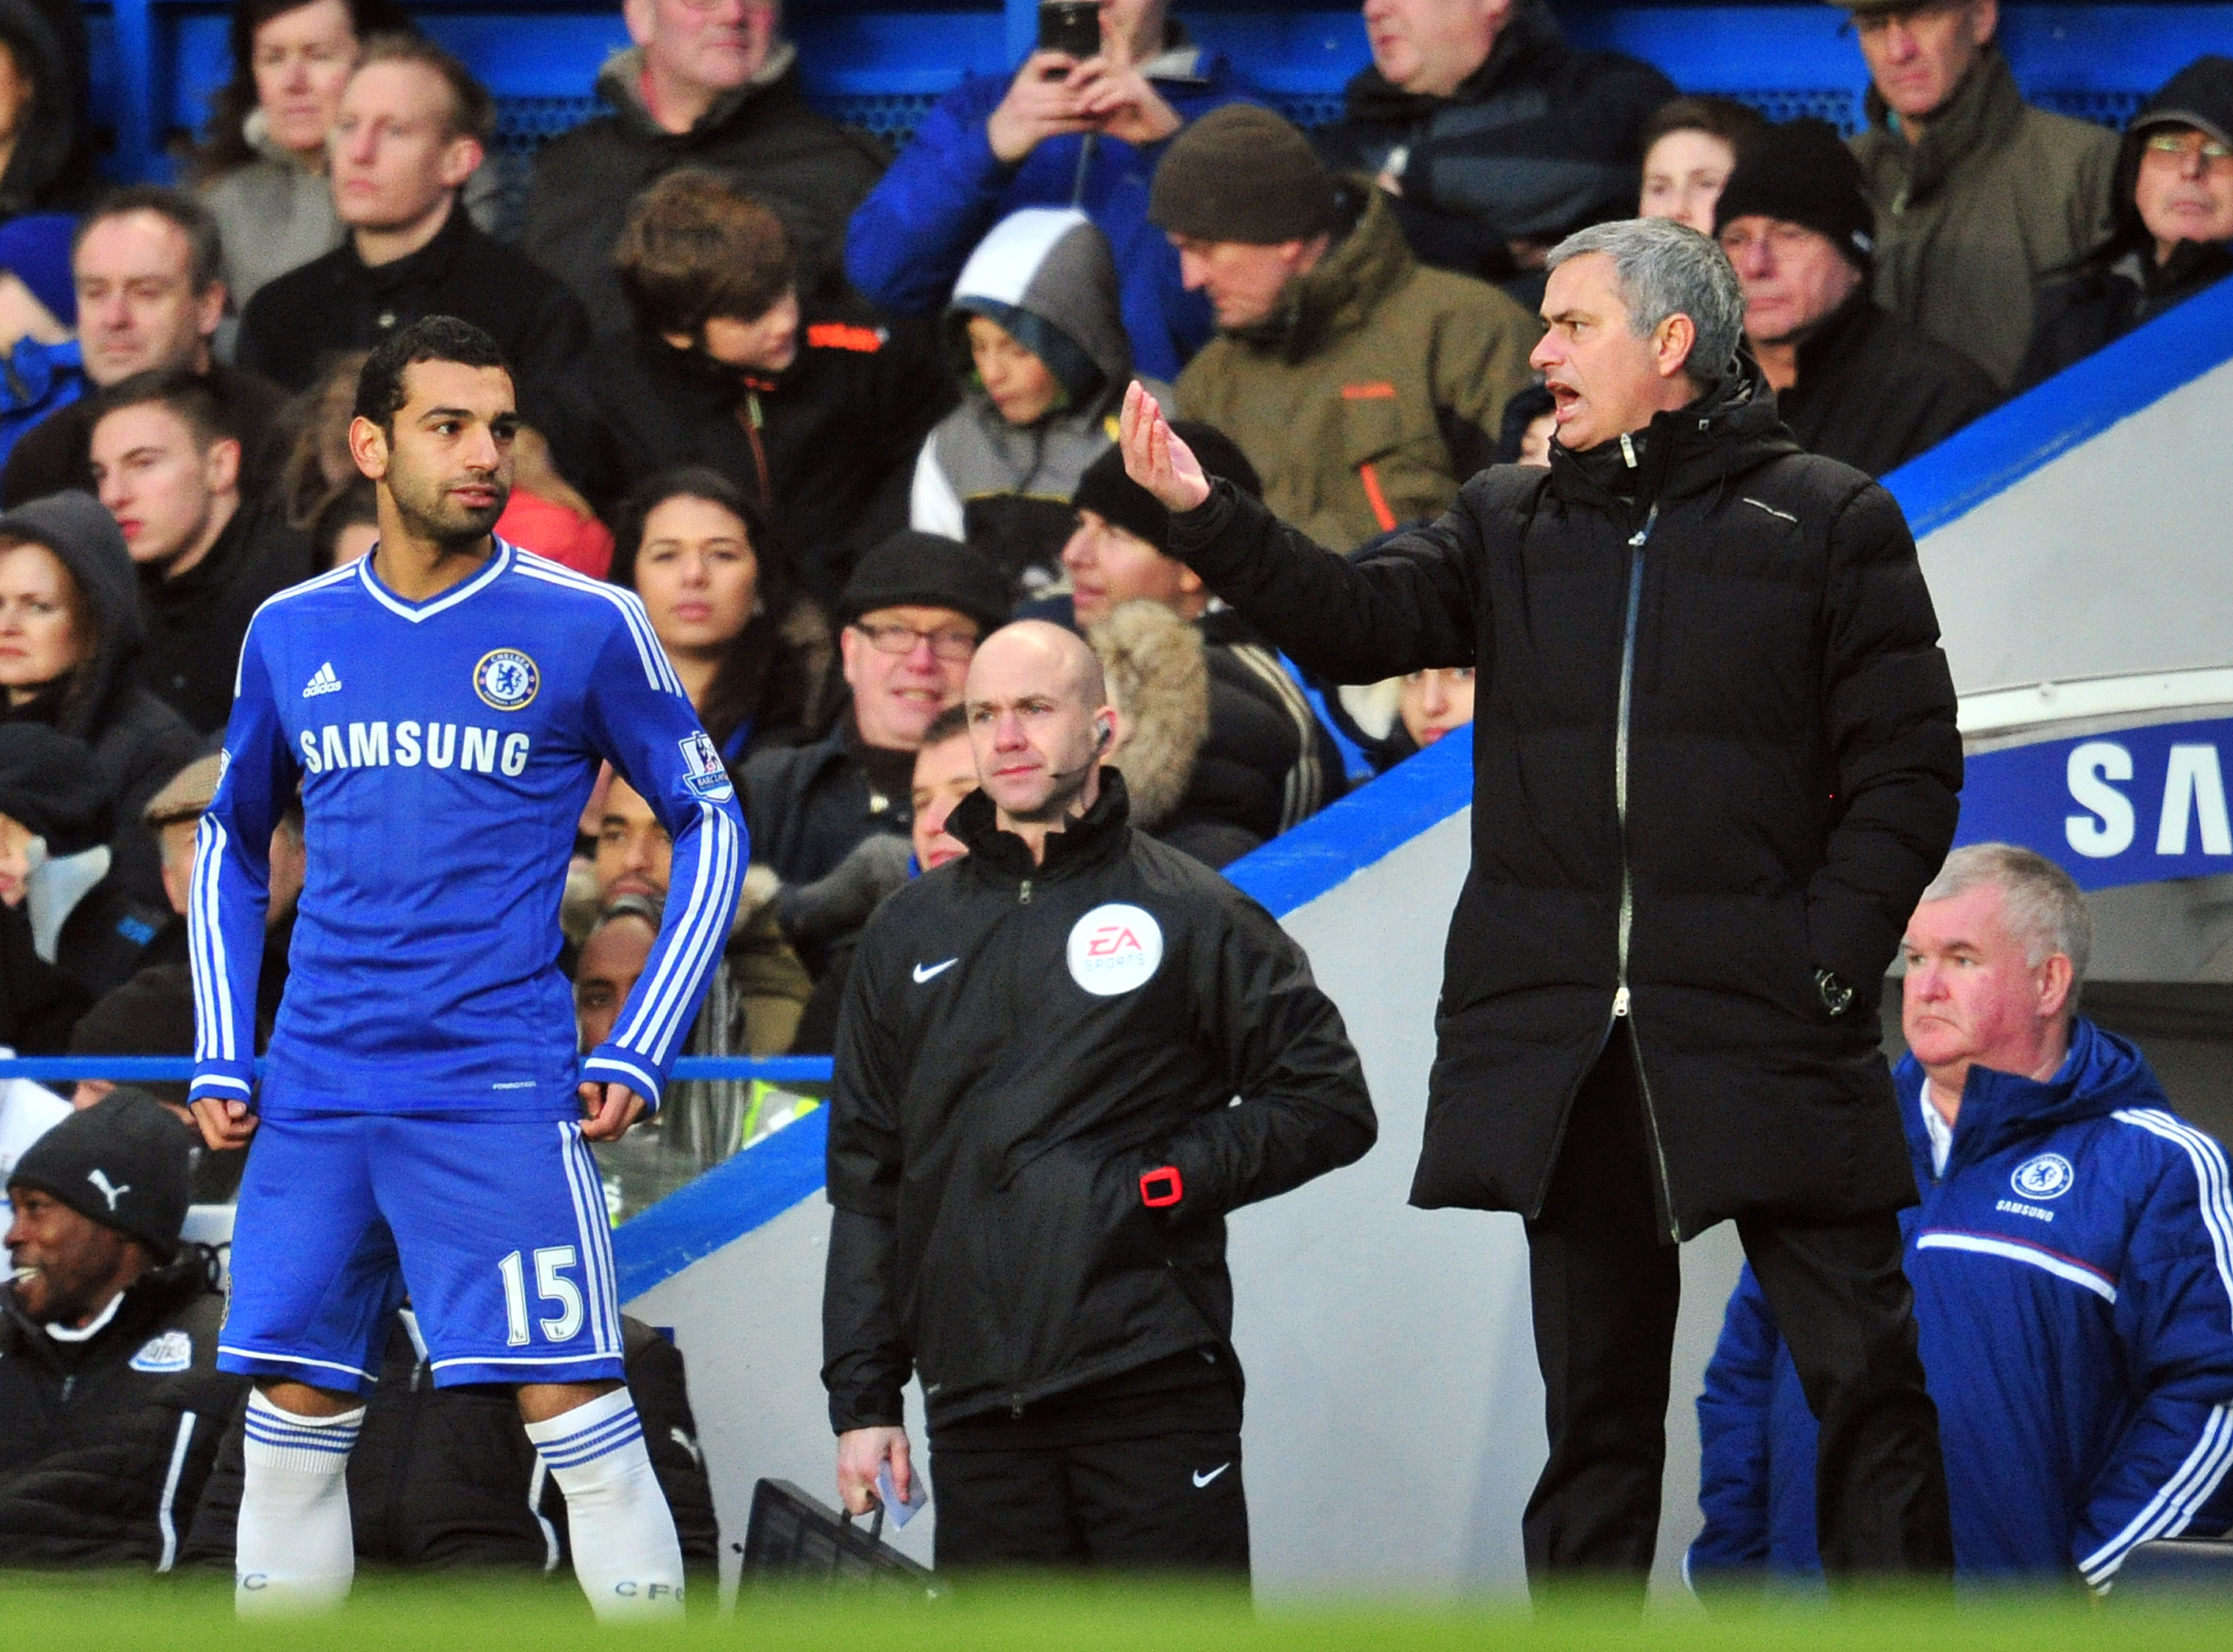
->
[1122, 216, 1961, 1589]
[182, 1315, 717, 1575]
[0, 1093, 243, 1568]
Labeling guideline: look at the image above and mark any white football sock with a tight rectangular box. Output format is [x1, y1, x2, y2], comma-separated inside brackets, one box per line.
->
[236, 1389, 363, 1615]
[524, 1389, 686, 1620]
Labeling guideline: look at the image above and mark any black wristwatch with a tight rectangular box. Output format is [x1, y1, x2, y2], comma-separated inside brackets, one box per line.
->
[1815, 968, 1855, 1018]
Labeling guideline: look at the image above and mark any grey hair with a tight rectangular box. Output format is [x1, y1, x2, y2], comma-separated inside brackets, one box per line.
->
[1545, 217, 1746, 384]
[589, 892, 665, 938]
[1918, 843, 2092, 1002]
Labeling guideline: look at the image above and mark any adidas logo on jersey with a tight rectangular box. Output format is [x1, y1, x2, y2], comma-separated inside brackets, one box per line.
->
[303, 662, 342, 698]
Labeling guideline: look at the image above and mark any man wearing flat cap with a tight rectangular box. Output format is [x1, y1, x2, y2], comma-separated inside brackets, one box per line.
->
[1716, 118, 1999, 477]
[1839, 0, 2116, 387]
[0, 1092, 244, 1566]
[1149, 104, 1539, 552]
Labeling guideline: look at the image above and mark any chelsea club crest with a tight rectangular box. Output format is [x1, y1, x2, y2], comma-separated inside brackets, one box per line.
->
[2010, 1152, 2076, 1201]
[473, 649, 540, 711]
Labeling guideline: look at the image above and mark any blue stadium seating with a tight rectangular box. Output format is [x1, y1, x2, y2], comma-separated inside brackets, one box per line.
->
[80, 1, 2233, 188]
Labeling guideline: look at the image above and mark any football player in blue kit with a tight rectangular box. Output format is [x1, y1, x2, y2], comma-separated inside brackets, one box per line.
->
[187, 317, 745, 1618]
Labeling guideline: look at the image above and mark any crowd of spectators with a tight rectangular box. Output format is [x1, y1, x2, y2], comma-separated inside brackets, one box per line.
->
[0, 0, 2226, 1583]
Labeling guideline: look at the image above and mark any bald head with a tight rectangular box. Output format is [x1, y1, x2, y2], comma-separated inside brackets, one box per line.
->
[966, 621, 1106, 712]
[965, 621, 1117, 836]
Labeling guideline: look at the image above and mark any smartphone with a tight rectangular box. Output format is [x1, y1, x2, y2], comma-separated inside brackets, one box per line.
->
[1038, 1, 1101, 60]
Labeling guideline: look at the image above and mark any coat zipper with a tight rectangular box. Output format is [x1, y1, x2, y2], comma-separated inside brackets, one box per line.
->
[1018, 877, 1032, 905]
[1611, 501, 1681, 1243]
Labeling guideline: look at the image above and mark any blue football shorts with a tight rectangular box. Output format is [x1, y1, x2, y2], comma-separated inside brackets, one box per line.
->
[217, 1112, 624, 1392]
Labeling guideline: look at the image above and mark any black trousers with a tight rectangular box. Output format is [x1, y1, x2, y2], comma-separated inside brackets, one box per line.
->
[928, 1361, 1250, 1574]
[1521, 1024, 1953, 1589]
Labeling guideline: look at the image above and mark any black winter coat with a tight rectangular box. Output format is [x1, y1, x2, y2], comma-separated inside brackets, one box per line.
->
[822, 775, 1375, 1434]
[2019, 239, 2233, 388]
[1314, 0, 1673, 288]
[1166, 371, 1961, 1238]
[2018, 54, 2233, 388]
[531, 310, 953, 606]
[181, 1315, 717, 1571]
[0, 1260, 242, 1568]
[522, 53, 887, 336]
[138, 499, 316, 736]
[739, 719, 913, 890]
[237, 205, 592, 397]
[1777, 295, 2001, 478]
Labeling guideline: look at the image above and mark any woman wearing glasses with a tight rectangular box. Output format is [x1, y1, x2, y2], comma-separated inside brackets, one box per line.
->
[2020, 58, 2233, 386]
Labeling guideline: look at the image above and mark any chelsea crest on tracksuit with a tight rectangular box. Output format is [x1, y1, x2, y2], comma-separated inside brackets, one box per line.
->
[187, 542, 745, 1392]
[1690, 1019, 2233, 1588]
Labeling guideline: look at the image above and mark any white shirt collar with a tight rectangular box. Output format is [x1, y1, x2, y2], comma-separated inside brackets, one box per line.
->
[42, 1289, 124, 1342]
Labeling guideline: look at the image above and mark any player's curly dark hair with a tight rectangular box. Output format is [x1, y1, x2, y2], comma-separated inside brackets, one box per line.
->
[353, 315, 510, 431]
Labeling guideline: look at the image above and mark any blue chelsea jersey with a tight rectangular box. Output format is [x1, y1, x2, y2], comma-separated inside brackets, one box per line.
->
[188, 543, 747, 1119]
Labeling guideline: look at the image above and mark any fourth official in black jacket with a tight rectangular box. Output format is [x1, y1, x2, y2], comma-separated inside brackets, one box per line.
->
[823, 623, 1373, 1569]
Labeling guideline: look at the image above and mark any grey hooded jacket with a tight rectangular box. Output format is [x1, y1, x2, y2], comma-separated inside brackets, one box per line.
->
[911, 208, 1172, 596]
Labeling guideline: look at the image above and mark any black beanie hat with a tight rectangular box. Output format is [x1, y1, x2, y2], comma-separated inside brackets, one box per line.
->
[0, 723, 110, 855]
[835, 531, 1012, 636]
[9, 1091, 193, 1261]
[70, 966, 197, 1105]
[1713, 118, 1877, 272]
[1071, 421, 1262, 552]
[1151, 105, 1344, 245]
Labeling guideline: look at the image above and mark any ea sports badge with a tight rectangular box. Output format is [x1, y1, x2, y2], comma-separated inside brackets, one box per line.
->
[473, 648, 540, 711]
[2010, 1152, 2076, 1201]
[1067, 903, 1163, 996]
[677, 731, 735, 803]
[130, 1330, 193, 1374]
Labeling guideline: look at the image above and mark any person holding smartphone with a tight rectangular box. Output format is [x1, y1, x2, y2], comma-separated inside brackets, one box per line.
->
[845, 0, 1262, 382]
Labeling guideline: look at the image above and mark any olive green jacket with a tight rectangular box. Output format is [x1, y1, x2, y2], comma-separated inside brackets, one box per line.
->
[1852, 48, 2118, 388]
[1175, 184, 1539, 552]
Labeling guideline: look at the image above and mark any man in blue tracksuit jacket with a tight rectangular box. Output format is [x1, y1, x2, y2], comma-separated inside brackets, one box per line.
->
[843, 1, 1257, 382]
[1689, 844, 2233, 1590]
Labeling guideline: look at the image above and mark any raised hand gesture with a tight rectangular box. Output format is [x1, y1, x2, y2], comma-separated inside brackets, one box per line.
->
[1119, 382, 1212, 513]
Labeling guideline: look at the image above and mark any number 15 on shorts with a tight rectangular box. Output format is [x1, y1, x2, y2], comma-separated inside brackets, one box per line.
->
[499, 1246, 584, 1345]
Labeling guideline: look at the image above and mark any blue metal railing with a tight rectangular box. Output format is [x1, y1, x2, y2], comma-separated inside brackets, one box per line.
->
[0, 1056, 835, 1083]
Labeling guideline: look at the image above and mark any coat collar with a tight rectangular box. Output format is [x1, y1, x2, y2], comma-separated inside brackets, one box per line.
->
[1229, 182, 1413, 363]
[1892, 1015, 2170, 1185]
[1546, 356, 1797, 522]
[1865, 46, 2028, 207]
[342, 196, 473, 291]
[1340, 0, 1565, 126]
[951, 767, 1134, 882]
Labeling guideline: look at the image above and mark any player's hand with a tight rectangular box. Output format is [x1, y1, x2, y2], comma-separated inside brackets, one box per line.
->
[578, 1081, 648, 1142]
[986, 51, 1098, 163]
[837, 1425, 912, 1516]
[1120, 381, 1213, 512]
[1069, 58, 1181, 147]
[189, 1097, 258, 1151]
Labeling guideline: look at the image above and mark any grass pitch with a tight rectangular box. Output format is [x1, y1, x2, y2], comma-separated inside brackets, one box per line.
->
[5, 1572, 2226, 1651]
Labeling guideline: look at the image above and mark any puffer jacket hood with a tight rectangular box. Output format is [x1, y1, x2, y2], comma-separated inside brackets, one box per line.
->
[2106, 56, 2233, 253]
[0, 0, 84, 217]
[0, 491, 146, 739]
[1894, 1015, 2169, 1188]
[947, 208, 1134, 415]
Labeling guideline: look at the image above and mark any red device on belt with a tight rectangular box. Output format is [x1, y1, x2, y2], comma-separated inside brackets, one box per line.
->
[1139, 1165, 1183, 1208]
